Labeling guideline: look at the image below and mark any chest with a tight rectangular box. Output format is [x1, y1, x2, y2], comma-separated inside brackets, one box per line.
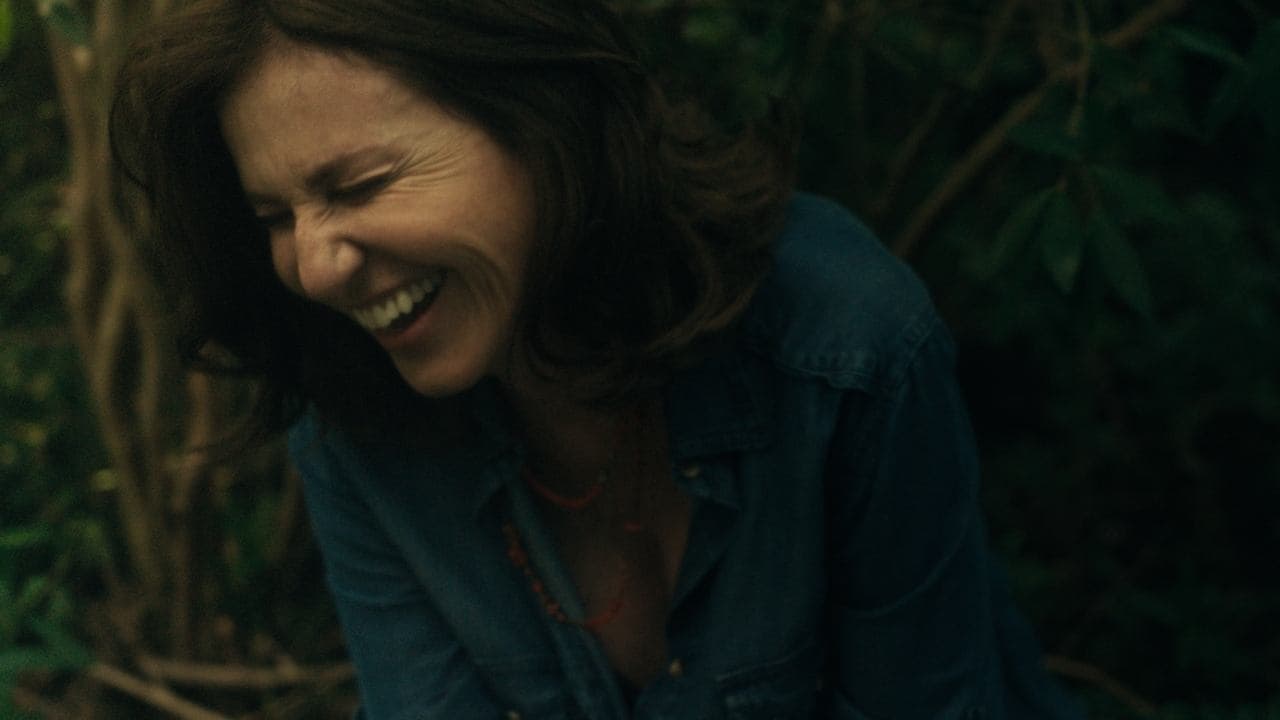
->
[539, 465, 693, 690]
[366, 433, 833, 718]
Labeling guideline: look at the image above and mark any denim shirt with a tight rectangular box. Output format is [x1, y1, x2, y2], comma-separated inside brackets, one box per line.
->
[289, 194, 1084, 720]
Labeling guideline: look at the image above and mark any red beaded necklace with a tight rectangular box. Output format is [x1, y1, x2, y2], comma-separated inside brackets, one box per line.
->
[502, 520, 628, 630]
[503, 403, 650, 632]
[522, 464, 605, 510]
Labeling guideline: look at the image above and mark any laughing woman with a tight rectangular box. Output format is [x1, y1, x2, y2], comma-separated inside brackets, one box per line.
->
[111, 1, 1084, 718]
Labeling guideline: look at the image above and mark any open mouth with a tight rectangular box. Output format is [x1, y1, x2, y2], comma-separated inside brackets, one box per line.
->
[352, 270, 446, 334]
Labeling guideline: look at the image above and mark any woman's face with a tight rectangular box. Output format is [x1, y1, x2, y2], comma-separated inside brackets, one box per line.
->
[220, 41, 538, 398]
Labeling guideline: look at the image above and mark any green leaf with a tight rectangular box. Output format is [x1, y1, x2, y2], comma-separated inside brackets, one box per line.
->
[681, 7, 739, 49]
[0, 0, 13, 62]
[1091, 165, 1180, 227]
[0, 526, 51, 550]
[0, 647, 57, 677]
[1206, 68, 1250, 135]
[0, 644, 86, 676]
[68, 519, 112, 568]
[629, 0, 676, 11]
[1089, 214, 1155, 318]
[1185, 192, 1244, 242]
[15, 575, 49, 612]
[1038, 191, 1084, 293]
[43, 0, 89, 46]
[1247, 20, 1280, 142]
[0, 579, 15, 642]
[1163, 26, 1248, 70]
[28, 618, 91, 668]
[976, 187, 1056, 279]
[1131, 83, 1200, 137]
[1009, 121, 1081, 160]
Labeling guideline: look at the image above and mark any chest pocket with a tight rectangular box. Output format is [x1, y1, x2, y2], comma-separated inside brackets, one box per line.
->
[474, 653, 586, 720]
[716, 638, 822, 720]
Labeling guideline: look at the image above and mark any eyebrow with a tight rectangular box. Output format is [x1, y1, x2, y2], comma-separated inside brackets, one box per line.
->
[243, 145, 400, 206]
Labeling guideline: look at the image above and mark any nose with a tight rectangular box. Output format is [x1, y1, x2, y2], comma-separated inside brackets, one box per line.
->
[281, 206, 364, 303]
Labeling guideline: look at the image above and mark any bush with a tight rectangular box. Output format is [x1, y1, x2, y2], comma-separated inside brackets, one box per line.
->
[3, 0, 1277, 716]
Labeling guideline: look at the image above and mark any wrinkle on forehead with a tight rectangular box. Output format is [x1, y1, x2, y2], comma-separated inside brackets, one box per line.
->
[217, 39, 463, 205]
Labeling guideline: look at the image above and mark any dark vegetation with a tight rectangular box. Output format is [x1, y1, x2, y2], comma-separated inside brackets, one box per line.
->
[2, 0, 1277, 717]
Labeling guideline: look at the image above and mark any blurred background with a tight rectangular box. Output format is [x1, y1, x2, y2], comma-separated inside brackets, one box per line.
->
[2, 0, 1277, 717]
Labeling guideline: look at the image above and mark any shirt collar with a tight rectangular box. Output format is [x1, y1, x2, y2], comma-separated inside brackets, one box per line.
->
[664, 339, 773, 463]
[456, 379, 522, 518]
[664, 339, 775, 510]
[460, 340, 774, 518]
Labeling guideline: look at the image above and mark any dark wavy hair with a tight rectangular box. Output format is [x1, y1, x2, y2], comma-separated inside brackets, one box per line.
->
[111, 0, 795, 444]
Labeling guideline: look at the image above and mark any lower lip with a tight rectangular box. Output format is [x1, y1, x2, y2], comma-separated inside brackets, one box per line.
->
[367, 279, 445, 353]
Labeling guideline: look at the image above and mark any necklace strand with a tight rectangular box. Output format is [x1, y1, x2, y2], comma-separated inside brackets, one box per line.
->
[505, 401, 650, 631]
[522, 465, 605, 510]
[502, 520, 627, 631]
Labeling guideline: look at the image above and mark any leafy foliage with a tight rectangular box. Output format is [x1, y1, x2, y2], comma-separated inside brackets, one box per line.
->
[1, 4, 98, 716]
[3, 0, 1278, 717]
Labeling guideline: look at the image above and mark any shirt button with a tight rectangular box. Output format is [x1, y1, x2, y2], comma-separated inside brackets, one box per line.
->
[505, 711, 521, 720]
[680, 464, 701, 479]
[668, 658, 684, 677]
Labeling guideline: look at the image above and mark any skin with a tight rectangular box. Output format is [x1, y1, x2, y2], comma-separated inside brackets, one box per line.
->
[221, 39, 691, 689]
[220, 39, 537, 399]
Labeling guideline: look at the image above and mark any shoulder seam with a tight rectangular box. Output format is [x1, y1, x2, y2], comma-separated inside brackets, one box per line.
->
[742, 300, 941, 396]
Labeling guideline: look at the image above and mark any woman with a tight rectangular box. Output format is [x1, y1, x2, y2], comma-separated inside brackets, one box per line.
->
[112, 1, 1084, 718]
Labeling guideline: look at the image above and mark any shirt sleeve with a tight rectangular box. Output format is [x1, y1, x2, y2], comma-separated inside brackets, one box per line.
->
[820, 317, 1004, 720]
[289, 419, 503, 720]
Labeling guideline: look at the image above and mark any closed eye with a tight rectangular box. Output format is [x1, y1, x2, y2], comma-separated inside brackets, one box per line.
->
[255, 210, 294, 232]
[329, 173, 393, 205]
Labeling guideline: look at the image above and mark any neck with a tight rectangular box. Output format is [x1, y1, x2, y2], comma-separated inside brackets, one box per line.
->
[502, 377, 625, 475]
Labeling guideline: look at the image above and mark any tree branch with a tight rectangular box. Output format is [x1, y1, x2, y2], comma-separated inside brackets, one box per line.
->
[891, 83, 1050, 257]
[48, 0, 169, 596]
[265, 463, 302, 567]
[11, 685, 79, 720]
[87, 663, 232, 720]
[169, 373, 219, 658]
[88, 269, 165, 592]
[0, 326, 76, 348]
[137, 656, 356, 690]
[890, 0, 1190, 258]
[1045, 654, 1158, 717]
[870, 0, 1023, 221]
[1099, 0, 1189, 48]
[789, 0, 846, 102]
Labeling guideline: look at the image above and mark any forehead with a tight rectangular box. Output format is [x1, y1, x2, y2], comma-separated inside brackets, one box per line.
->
[217, 41, 448, 196]
[221, 42, 415, 137]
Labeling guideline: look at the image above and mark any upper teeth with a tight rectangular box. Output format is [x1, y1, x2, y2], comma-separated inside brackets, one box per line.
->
[354, 274, 442, 331]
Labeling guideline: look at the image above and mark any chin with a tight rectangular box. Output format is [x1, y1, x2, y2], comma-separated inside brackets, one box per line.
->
[395, 358, 491, 399]
[389, 326, 518, 399]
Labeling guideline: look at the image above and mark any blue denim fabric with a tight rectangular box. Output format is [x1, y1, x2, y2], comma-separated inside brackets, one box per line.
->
[289, 194, 1085, 720]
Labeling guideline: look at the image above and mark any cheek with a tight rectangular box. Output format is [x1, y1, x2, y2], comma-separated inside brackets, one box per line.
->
[268, 235, 303, 295]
